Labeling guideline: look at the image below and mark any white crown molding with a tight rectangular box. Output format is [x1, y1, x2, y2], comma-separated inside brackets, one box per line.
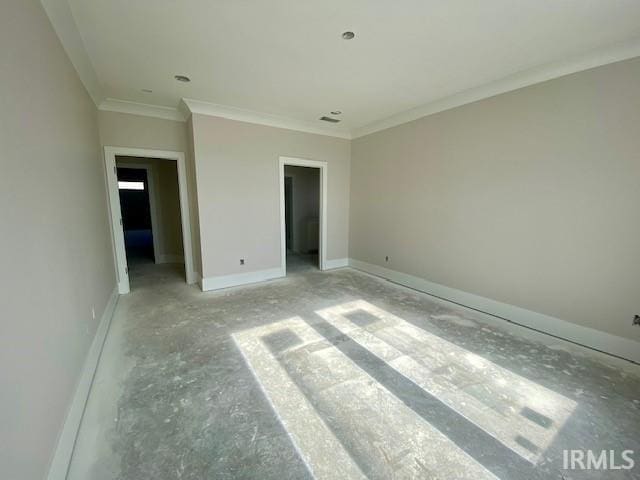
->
[177, 99, 192, 122]
[99, 98, 187, 122]
[41, 0, 104, 105]
[352, 37, 640, 139]
[182, 99, 352, 139]
[42, 0, 639, 140]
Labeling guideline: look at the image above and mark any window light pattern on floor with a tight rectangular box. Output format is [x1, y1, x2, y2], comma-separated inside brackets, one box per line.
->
[232, 300, 577, 479]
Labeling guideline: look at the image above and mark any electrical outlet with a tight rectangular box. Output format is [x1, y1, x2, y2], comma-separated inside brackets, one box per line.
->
[240, 259, 245, 265]
[91, 307, 96, 320]
[633, 315, 640, 326]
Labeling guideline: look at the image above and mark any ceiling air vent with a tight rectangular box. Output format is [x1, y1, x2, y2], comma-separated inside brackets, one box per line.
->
[320, 116, 340, 123]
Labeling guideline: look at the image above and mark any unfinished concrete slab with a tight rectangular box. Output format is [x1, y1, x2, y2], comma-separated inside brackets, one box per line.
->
[67, 263, 640, 480]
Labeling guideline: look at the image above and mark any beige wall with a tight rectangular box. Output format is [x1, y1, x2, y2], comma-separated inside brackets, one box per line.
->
[117, 157, 183, 259]
[98, 110, 201, 275]
[98, 110, 188, 153]
[155, 161, 183, 258]
[0, 1, 115, 479]
[350, 57, 640, 341]
[191, 114, 350, 279]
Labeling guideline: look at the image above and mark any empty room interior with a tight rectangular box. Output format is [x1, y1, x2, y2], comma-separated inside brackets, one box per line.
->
[2, 1, 640, 479]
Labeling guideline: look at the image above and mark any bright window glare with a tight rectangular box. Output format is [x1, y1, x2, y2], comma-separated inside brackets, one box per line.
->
[118, 181, 144, 190]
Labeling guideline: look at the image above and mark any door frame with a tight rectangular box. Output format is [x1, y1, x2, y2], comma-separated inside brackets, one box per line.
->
[104, 146, 195, 293]
[279, 156, 327, 273]
[115, 162, 161, 265]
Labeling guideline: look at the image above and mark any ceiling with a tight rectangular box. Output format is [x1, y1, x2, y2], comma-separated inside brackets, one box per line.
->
[52, 0, 640, 137]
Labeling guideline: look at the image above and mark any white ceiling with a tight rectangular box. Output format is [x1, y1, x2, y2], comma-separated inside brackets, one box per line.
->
[55, 0, 640, 136]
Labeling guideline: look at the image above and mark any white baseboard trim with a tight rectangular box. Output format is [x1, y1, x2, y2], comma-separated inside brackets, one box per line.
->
[157, 254, 184, 264]
[349, 259, 640, 365]
[324, 258, 349, 270]
[47, 287, 120, 480]
[201, 267, 285, 292]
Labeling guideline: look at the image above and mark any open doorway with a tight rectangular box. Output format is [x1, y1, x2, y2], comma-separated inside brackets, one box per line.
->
[117, 166, 156, 264]
[104, 147, 195, 294]
[116, 156, 185, 289]
[284, 166, 320, 271]
[279, 156, 327, 275]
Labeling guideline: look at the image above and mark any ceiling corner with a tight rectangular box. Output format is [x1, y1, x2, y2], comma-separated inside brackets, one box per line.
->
[178, 99, 193, 121]
[41, 0, 104, 106]
[352, 36, 640, 139]
[183, 98, 352, 140]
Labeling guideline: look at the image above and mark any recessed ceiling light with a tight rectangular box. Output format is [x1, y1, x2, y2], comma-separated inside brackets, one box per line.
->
[141, 89, 153, 93]
[342, 31, 355, 40]
[174, 75, 191, 83]
[330, 110, 342, 115]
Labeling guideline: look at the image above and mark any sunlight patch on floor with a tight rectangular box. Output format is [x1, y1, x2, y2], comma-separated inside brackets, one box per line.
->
[316, 300, 577, 464]
[233, 315, 498, 479]
[233, 317, 366, 480]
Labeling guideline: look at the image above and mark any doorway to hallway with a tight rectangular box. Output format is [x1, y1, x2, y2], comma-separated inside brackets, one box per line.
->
[279, 156, 328, 275]
[104, 147, 195, 294]
[117, 166, 155, 265]
[283, 166, 320, 273]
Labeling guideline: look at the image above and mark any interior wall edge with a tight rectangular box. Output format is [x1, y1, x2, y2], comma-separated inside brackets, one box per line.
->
[348, 258, 640, 366]
[46, 287, 120, 480]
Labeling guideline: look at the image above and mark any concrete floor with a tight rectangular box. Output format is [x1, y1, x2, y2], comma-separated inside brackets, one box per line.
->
[68, 259, 640, 480]
[285, 251, 319, 273]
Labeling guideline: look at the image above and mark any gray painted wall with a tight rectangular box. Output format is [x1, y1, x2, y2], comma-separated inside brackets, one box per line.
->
[191, 114, 350, 279]
[350, 57, 640, 341]
[0, 1, 115, 478]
